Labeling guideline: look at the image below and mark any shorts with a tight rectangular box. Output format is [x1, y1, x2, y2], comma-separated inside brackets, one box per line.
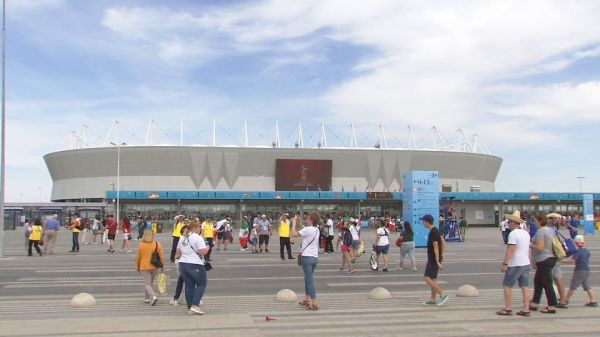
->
[250, 237, 258, 246]
[375, 245, 390, 255]
[341, 244, 350, 253]
[107, 233, 116, 241]
[570, 270, 591, 291]
[123, 233, 131, 240]
[552, 262, 562, 279]
[503, 265, 531, 288]
[92, 229, 99, 235]
[259, 234, 270, 246]
[351, 240, 360, 250]
[424, 260, 439, 279]
[217, 232, 224, 240]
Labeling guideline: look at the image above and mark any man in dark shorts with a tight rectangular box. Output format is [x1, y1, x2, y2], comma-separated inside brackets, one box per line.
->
[258, 214, 272, 253]
[422, 214, 449, 306]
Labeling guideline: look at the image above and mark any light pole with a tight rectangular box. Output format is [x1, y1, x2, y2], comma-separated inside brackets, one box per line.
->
[576, 176, 585, 193]
[0, 0, 5, 258]
[111, 142, 126, 224]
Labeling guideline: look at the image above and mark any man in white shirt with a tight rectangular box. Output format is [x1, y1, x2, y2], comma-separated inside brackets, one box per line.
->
[215, 217, 229, 251]
[497, 211, 531, 316]
[499, 219, 510, 244]
[324, 214, 335, 253]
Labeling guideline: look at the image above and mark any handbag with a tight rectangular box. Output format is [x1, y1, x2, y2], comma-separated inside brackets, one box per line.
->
[297, 228, 319, 266]
[157, 271, 167, 295]
[150, 242, 163, 268]
[551, 235, 566, 261]
[554, 229, 577, 257]
[188, 236, 213, 271]
[395, 238, 403, 248]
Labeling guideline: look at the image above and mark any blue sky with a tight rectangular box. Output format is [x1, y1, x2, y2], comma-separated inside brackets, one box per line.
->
[6, 0, 600, 201]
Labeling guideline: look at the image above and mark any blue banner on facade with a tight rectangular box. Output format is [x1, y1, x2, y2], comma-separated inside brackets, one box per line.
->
[583, 194, 595, 235]
[403, 171, 440, 247]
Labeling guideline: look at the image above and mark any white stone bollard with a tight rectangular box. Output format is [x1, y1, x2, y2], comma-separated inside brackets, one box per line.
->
[457, 284, 479, 297]
[369, 287, 392, 300]
[275, 289, 298, 302]
[71, 293, 96, 308]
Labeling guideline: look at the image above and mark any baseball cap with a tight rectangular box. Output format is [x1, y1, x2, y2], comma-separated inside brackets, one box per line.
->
[574, 235, 585, 244]
[420, 214, 435, 224]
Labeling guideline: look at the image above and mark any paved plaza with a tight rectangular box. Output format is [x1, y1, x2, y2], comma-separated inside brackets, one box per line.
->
[0, 227, 598, 337]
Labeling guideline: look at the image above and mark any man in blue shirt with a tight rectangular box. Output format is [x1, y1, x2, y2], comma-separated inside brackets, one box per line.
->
[43, 214, 61, 255]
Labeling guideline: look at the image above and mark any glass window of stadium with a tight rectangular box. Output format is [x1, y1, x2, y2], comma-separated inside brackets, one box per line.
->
[123, 203, 178, 220]
[180, 204, 237, 221]
[242, 203, 299, 222]
[301, 204, 356, 218]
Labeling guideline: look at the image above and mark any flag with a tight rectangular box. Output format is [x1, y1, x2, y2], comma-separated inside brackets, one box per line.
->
[317, 184, 322, 191]
[341, 185, 345, 192]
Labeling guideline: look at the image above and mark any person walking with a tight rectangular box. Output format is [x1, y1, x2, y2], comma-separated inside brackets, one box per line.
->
[291, 211, 321, 311]
[136, 229, 164, 306]
[91, 215, 101, 245]
[170, 215, 185, 262]
[258, 214, 272, 253]
[69, 215, 81, 253]
[422, 214, 449, 306]
[106, 214, 118, 253]
[349, 218, 360, 262]
[324, 214, 334, 253]
[121, 216, 133, 253]
[28, 219, 43, 257]
[170, 225, 189, 306]
[279, 213, 293, 260]
[529, 214, 558, 314]
[398, 221, 417, 272]
[500, 218, 510, 244]
[239, 216, 250, 251]
[558, 235, 597, 308]
[336, 221, 354, 273]
[215, 216, 230, 251]
[176, 220, 209, 315]
[80, 218, 89, 245]
[373, 221, 391, 272]
[43, 214, 60, 255]
[201, 216, 215, 261]
[497, 212, 531, 316]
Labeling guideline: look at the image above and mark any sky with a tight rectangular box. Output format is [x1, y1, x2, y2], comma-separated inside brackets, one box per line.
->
[6, 0, 600, 202]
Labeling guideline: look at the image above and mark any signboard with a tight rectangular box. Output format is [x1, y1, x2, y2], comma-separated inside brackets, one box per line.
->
[275, 159, 332, 191]
[583, 194, 595, 234]
[366, 192, 393, 200]
[402, 171, 440, 247]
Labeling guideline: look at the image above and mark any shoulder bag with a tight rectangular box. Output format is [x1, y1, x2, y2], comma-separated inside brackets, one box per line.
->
[186, 236, 212, 271]
[150, 242, 163, 268]
[297, 228, 319, 266]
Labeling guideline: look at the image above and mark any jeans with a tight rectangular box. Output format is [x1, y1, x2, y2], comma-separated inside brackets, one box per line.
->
[174, 275, 184, 300]
[71, 232, 80, 251]
[170, 236, 180, 262]
[179, 262, 207, 308]
[280, 237, 292, 259]
[205, 238, 214, 261]
[301, 256, 318, 299]
[532, 257, 557, 306]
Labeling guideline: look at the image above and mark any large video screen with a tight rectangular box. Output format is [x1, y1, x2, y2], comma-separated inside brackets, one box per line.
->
[275, 159, 332, 191]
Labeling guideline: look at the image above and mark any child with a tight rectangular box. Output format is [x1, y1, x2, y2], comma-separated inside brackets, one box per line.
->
[239, 217, 249, 251]
[250, 223, 259, 254]
[558, 235, 597, 308]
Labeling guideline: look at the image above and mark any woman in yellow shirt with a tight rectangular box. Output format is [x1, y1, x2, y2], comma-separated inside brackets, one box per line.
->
[28, 219, 43, 256]
[136, 230, 164, 306]
[201, 217, 215, 261]
[279, 213, 293, 260]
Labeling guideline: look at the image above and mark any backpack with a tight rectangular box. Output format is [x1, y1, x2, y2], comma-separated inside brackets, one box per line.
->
[342, 229, 353, 246]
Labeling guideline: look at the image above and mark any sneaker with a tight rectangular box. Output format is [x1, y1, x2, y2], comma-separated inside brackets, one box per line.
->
[144, 299, 150, 304]
[240, 248, 245, 252]
[189, 305, 204, 315]
[397, 266, 403, 271]
[216, 247, 220, 251]
[169, 298, 179, 306]
[127, 250, 132, 253]
[265, 249, 270, 253]
[423, 300, 437, 305]
[382, 268, 388, 272]
[436, 294, 449, 307]
[150, 296, 158, 306]
[585, 302, 598, 307]
[199, 300, 203, 306]
[411, 267, 418, 272]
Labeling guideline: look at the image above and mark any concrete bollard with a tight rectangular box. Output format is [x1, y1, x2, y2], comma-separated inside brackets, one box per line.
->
[457, 284, 479, 297]
[369, 287, 392, 300]
[275, 289, 298, 302]
[71, 293, 96, 308]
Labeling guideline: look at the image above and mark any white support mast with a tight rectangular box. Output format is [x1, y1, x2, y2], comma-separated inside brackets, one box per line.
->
[379, 124, 388, 149]
[298, 121, 304, 148]
[350, 123, 358, 148]
[408, 125, 418, 149]
[457, 129, 473, 152]
[274, 121, 281, 148]
[144, 119, 154, 146]
[472, 133, 479, 153]
[103, 120, 118, 147]
[212, 120, 216, 147]
[243, 120, 249, 147]
[432, 126, 447, 150]
[320, 122, 327, 148]
[180, 118, 184, 146]
[79, 124, 88, 148]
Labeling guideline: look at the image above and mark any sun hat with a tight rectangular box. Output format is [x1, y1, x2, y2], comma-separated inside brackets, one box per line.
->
[504, 210, 525, 224]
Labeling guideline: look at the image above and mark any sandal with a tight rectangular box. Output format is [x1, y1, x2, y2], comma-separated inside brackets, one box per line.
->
[540, 307, 556, 314]
[496, 309, 513, 316]
[516, 310, 531, 317]
[528, 305, 538, 311]
[298, 300, 309, 307]
[557, 303, 568, 309]
[306, 302, 320, 311]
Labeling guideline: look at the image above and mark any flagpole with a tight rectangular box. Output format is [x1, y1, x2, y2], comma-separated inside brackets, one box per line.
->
[0, 0, 7, 258]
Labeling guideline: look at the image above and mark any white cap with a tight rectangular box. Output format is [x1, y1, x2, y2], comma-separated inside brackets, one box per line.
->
[574, 235, 584, 244]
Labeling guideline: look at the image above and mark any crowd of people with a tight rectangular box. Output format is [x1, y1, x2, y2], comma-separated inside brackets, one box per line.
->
[20, 209, 596, 316]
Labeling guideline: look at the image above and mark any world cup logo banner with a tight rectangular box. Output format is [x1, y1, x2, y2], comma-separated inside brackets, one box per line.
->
[275, 159, 332, 191]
